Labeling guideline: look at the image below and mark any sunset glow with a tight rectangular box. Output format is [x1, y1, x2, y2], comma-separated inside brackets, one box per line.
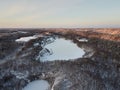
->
[0, 0, 120, 28]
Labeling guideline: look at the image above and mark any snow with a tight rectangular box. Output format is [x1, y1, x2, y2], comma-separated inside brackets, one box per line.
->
[10, 71, 29, 79]
[77, 38, 88, 42]
[17, 31, 28, 34]
[15, 35, 41, 42]
[33, 43, 40, 47]
[23, 80, 50, 90]
[38, 38, 85, 61]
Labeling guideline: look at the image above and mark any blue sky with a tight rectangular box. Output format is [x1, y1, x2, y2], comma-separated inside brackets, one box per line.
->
[0, 0, 120, 28]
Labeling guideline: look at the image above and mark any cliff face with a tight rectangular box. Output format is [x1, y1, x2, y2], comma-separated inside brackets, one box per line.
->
[0, 29, 120, 90]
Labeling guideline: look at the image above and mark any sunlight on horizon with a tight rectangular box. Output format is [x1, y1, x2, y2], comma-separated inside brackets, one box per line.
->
[0, 0, 120, 28]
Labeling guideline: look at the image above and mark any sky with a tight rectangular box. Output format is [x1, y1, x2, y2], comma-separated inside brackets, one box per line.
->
[0, 0, 120, 28]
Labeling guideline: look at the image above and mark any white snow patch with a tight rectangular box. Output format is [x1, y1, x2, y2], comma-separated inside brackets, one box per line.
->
[23, 80, 50, 90]
[15, 35, 41, 42]
[33, 43, 40, 47]
[38, 38, 85, 61]
[18, 31, 28, 34]
[51, 73, 65, 90]
[77, 38, 88, 42]
[11, 71, 29, 79]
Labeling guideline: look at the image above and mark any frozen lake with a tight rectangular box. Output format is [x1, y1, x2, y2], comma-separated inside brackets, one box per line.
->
[15, 35, 42, 42]
[37, 37, 85, 61]
[23, 80, 50, 90]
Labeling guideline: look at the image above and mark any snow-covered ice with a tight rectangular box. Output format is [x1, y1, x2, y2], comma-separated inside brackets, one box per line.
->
[23, 80, 50, 90]
[38, 38, 85, 61]
[15, 35, 41, 42]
